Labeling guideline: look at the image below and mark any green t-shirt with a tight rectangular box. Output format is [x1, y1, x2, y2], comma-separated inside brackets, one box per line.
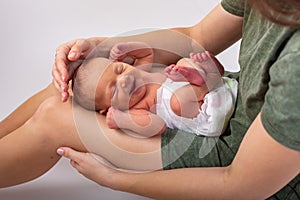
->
[222, 0, 300, 151]
[161, 1, 299, 199]
[222, 0, 300, 198]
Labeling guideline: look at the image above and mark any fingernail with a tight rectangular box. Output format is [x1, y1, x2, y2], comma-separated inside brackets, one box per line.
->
[61, 93, 67, 102]
[57, 148, 64, 155]
[61, 84, 67, 91]
[62, 75, 67, 82]
[69, 52, 76, 58]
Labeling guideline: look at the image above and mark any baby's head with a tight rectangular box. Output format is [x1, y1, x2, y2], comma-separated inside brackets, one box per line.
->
[72, 57, 146, 113]
[72, 57, 112, 111]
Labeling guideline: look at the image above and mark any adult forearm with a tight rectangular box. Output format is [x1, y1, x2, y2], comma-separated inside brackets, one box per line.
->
[112, 167, 230, 200]
[89, 4, 243, 66]
[173, 4, 243, 55]
[112, 114, 300, 200]
[88, 29, 202, 66]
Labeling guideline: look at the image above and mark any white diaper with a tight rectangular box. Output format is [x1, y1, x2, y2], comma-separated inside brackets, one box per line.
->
[156, 77, 238, 137]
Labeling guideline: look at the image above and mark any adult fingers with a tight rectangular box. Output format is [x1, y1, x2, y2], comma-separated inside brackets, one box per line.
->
[52, 63, 69, 102]
[52, 64, 65, 91]
[68, 39, 93, 61]
[54, 43, 73, 83]
[53, 39, 89, 84]
[57, 147, 85, 163]
[53, 39, 92, 101]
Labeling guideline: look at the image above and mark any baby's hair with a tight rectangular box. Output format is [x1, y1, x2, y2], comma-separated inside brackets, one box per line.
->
[72, 57, 111, 111]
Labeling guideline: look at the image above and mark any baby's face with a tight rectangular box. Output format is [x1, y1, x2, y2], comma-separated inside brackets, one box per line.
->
[95, 60, 147, 112]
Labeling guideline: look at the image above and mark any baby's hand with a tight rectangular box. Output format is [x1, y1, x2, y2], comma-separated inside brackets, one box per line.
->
[109, 42, 154, 71]
[106, 107, 123, 129]
[109, 42, 135, 64]
[109, 42, 152, 63]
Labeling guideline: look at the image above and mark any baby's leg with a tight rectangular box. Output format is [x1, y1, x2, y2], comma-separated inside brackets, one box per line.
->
[0, 83, 59, 139]
[170, 84, 209, 118]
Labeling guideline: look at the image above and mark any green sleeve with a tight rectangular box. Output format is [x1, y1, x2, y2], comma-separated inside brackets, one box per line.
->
[261, 32, 300, 151]
[221, 0, 246, 17]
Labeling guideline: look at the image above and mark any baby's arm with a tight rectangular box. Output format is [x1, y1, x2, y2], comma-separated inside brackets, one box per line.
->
[106, 107, 166, 137]
[109, 42, 154, 72]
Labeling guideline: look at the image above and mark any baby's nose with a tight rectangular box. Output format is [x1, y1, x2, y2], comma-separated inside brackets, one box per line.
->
[118, 75, 130, 88]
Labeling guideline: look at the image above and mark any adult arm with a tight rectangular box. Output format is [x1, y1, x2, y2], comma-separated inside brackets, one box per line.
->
[60, 113, 300, 199]
[52, 3, 243, 101]
[112, 113, 300, 199]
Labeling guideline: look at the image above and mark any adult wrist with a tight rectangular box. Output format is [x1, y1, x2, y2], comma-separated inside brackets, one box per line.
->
[105, 170, 137, 192]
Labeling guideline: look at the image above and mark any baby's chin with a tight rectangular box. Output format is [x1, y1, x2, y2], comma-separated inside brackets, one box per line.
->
[129, 85, 147, 107]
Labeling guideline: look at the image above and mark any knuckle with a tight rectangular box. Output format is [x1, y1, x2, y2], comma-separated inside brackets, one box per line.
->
[64, 150, 71, 157]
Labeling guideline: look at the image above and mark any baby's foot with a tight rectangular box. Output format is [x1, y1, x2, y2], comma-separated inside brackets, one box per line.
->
[164, 64, 206, 86]
[165, 64, 185, 81]
[190, 51, 224, 76]
[190, 51, 225, 89]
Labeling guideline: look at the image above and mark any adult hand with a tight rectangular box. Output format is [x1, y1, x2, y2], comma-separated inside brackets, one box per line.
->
[52, 38, 100, 102]
[57, 147, 119, 188]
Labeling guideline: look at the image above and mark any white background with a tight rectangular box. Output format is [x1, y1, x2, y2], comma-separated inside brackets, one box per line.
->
[0, 0, 239, 199]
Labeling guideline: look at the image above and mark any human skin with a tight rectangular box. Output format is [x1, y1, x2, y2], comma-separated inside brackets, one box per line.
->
[0, 82, 162, 188]
[53, 3, 300, 199]
[2, 2, 300, 199]
[83, 56, 211, 137]
[0, 84, 86, 187]
[0, 1, 240, 191]
[72, 42, 223, 138]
